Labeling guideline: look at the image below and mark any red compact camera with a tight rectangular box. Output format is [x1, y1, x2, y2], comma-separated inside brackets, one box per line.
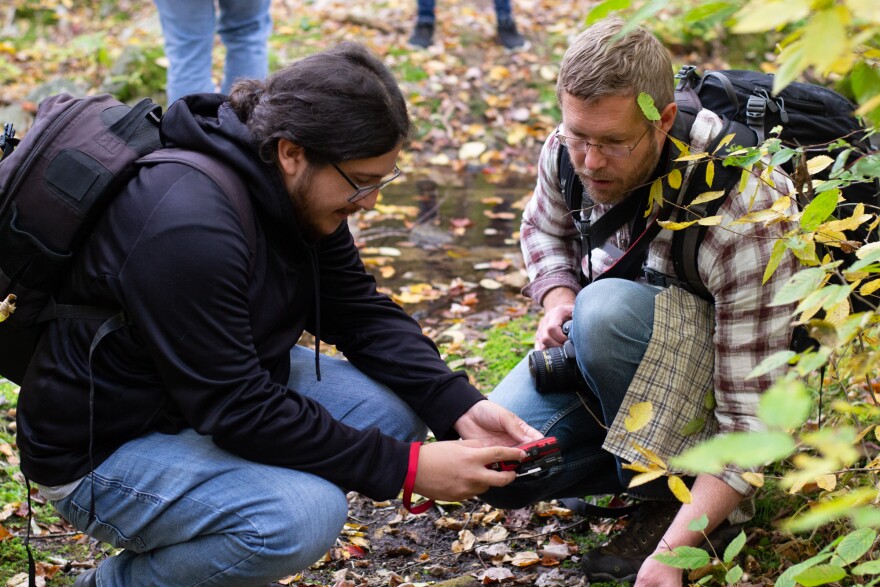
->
[486, 436, 562, 477]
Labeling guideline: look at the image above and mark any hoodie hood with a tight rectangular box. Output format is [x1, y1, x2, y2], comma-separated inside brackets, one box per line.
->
[160, 94, 303, 252]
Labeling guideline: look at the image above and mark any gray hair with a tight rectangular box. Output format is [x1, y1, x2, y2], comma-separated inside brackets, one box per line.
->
[557, 18, 674, 110]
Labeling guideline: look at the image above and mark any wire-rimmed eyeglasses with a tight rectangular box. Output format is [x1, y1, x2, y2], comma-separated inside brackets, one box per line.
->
[332, 163, 402, 203]
[554, 125, 653, 158]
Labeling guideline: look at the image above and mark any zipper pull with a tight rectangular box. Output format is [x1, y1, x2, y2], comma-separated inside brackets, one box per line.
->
[776, 97, 789, 124]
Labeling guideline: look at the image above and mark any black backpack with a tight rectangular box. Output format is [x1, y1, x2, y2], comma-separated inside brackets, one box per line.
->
[560, 66, 879, 306]
[0, 93, 255, 385]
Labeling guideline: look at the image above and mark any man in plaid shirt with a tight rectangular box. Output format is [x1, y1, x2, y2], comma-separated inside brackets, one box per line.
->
[481, 18, 799, 585]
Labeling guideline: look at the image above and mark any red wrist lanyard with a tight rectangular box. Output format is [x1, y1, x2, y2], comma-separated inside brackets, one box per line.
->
[403, 442, 434, 514]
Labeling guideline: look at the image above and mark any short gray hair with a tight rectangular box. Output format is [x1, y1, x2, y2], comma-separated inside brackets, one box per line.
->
[557, 18, 674, 110]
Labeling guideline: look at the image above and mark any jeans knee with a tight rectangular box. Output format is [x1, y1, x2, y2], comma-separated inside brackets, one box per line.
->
[570, 279, 656, 368]
[257, 486, 348, 576]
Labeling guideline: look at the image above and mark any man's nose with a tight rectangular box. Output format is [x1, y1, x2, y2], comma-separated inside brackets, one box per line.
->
[580, 145, 607, 171]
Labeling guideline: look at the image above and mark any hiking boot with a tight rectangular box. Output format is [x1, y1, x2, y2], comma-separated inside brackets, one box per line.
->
[497, 19, 529, 50]
[73, 568, 97, 587]
[408, 23, 434, 48]
[580, 502, 746, 582]
[580, 500, 679, 582]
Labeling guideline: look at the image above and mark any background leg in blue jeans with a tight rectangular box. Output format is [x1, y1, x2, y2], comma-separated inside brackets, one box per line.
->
[217, 0, 272, 95]
[52, 346, 425, 586]
[153, 0, 216, 103]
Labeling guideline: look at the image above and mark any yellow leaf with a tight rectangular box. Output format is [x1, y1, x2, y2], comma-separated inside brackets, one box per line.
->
[815, 474, 837, 491]
[624, 401, 654, 432]
[506, 125, 529, 146]
[488, 65, 510, 82]
[629, 469, 666, 488]
[510, 551, 541, 567]
[712, 133, 736, 154]
[632, 442, 667, 469]
[774, 41, 809, 95]
[668, 475, 692, 504]
[458, 141, 487, 160]
[621, 462, 651, 473]
[738, 167, 751, 196]
[856, 94, 880, 117]
[771, 195, 793, 214]
[806, 155, 834, 175]
[349, 536, 371, 549]
[705, 160, 715, 187]
[648, 178, 663, 217]
[802, 7, 850, 75]
[668, 136, 690, 157]
[732, 0, 810, 34]
[822, 203, 872, 233]
[742, 472, 765, 488]
[658, 219, 699, 231]
[860, 278, 880, 296]
[691, 190, 726, 206]
[0, 294, 16, 322]
[667, 169, 682, 190]
[698, 216, 723, 226]
[731, 210, 783, 225]
[674, 152, 709, 162]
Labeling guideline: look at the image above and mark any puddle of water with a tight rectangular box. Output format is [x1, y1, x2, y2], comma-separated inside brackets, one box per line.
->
[352, 174, 535, 319]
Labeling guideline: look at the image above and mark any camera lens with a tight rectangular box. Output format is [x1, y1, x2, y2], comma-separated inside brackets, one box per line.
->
[528, 341, 581, 393]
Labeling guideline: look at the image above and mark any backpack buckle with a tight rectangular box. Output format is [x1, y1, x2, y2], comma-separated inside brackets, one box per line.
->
[745, 95, 767, 141]
[675, 65, 699, 91]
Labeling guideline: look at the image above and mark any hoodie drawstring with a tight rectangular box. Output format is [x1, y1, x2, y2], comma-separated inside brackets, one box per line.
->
[308, 247, 322, 381]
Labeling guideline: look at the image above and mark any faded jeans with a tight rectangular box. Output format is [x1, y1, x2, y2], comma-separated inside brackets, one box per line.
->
[482, 278, 674, 508]
[416, 0, 513, 24]
[153, 0, 272, 103]
[51, 346, 426, 586]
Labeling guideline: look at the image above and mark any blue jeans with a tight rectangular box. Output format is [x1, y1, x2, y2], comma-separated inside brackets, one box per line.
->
[51, 346, 426, 586]
[482, 279, 672, 509]
[416, 0, 513, 24]
[153, 0, 272, 103]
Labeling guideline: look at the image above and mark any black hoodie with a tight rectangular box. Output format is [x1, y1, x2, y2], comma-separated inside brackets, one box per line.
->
[16, 95, 484, 499]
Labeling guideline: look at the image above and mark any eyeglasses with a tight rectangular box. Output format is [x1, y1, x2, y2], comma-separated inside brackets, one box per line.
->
[332, 163, 402, 203]
[555, 125, 653, 158]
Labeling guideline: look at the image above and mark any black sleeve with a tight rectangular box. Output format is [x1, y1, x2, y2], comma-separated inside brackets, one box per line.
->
[313, 224, 486, 440]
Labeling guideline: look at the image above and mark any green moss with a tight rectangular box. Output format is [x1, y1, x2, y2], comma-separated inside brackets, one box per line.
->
[442, 313, 539, 392]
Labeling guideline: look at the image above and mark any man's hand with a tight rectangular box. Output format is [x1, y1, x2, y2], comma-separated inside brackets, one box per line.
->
[413, 440, 524, 501]
[535, 287, 576, 349]
[454, 400, 543, 448]
[634, 553, 683, 586]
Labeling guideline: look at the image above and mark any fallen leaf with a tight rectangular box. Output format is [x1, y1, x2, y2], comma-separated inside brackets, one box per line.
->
[479, 566, 515, 583]
[510, 551, 541, 567]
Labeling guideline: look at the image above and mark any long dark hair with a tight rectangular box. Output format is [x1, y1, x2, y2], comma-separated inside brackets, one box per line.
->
[228, 42, 411, 165]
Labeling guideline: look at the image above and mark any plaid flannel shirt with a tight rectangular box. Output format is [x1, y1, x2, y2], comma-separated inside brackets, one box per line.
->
[521, 109, 800, 496]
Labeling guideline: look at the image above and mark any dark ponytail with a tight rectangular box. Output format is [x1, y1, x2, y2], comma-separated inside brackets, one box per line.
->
[228, 42, 411, 166]
[227, 79, 265, 123]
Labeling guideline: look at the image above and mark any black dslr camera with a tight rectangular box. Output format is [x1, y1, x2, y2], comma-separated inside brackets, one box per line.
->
[528, 321, 585, 393]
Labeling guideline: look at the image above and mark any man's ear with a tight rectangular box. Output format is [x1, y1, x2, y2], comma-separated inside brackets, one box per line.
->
[658, 102, 678, 136]
[277, 138, 307, 178]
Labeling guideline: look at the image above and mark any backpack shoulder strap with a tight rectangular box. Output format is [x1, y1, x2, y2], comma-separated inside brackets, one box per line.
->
[138, 149, 257, 276]
[670, 116, 758, 300]
[558, 143, 585, 214]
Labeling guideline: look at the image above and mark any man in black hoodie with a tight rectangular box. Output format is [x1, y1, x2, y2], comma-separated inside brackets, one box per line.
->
[16, 42, 540, 586]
